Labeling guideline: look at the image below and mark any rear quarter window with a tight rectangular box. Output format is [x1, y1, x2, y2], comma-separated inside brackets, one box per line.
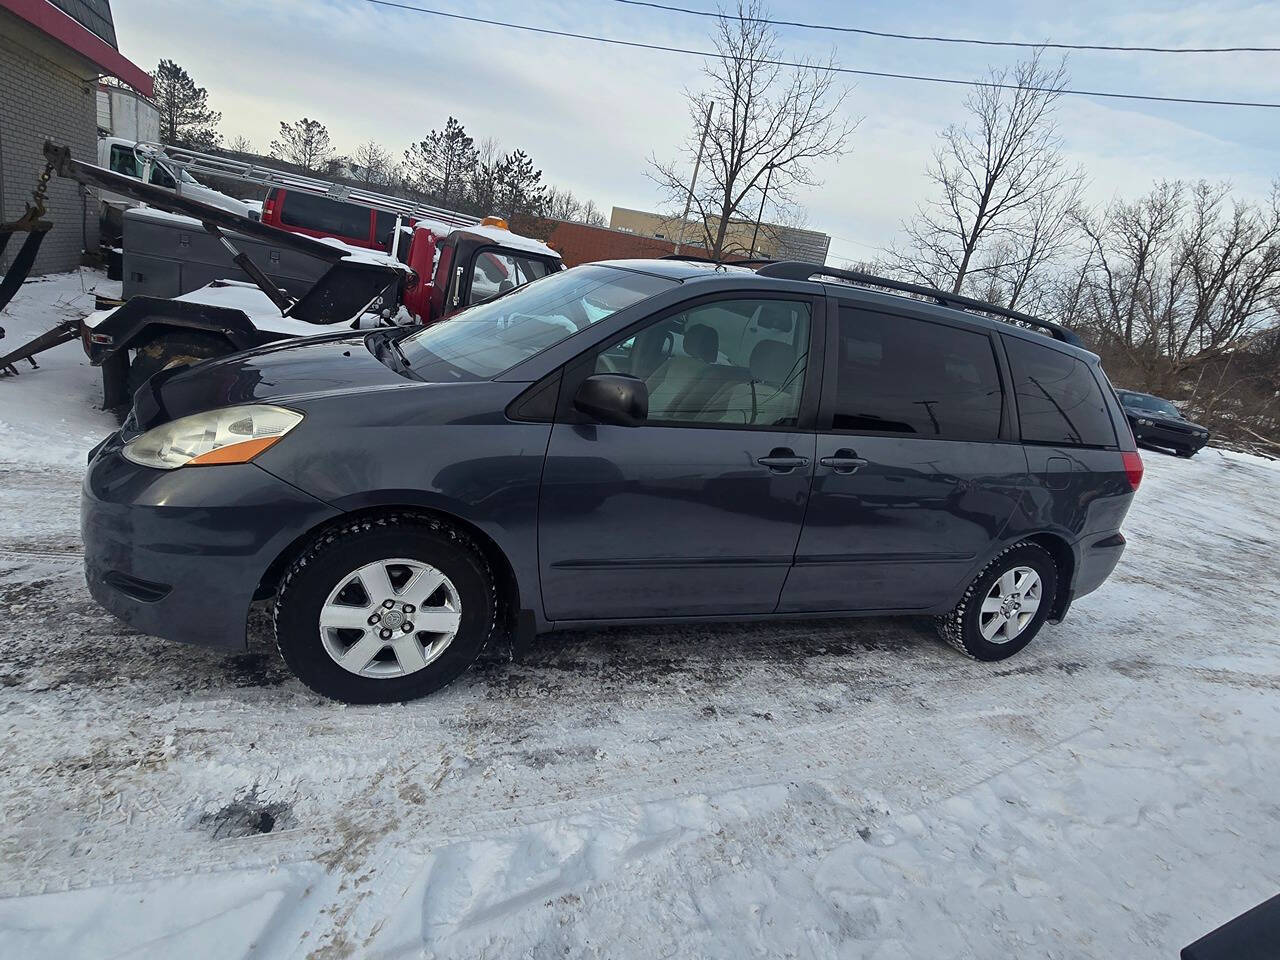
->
[1003, 335, 1117, 447]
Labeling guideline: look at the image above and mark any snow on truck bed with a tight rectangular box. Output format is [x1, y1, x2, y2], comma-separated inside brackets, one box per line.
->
[0, 271, 1278, 959]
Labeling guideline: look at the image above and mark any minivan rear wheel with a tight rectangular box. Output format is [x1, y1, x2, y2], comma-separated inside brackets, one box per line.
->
[936, 542, 1057, 662]
[274, 514, 496, 703]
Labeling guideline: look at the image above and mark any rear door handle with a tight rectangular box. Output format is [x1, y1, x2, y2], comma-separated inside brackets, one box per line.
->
[757, 447, 809, 472]
[819, 448, 869, 474]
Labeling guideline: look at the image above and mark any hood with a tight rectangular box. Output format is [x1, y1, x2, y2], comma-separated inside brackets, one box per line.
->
[132, 331, 408, 430]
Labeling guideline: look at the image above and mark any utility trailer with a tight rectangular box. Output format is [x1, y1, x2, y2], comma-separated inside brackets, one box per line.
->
[0, 142, 562, 407]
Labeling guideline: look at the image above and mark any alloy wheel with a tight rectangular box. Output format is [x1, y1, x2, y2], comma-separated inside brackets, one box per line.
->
[318, 558, 462, 678]
[979, 566, 1042, 644]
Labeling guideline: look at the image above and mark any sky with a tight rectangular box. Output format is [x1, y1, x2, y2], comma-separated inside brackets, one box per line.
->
[109, 0, 1280, 265]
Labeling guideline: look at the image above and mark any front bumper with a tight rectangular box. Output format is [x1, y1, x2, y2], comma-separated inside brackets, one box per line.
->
[82, 433, 339, 650]
[1131, 421, 1208, 452]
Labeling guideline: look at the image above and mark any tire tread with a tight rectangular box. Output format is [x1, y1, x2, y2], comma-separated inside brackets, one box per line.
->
[935, 541, 1056, 659]
[273, 512, 498, 701]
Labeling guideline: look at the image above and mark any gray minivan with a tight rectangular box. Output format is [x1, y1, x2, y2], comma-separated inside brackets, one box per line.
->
[82, 260, 1142, 703]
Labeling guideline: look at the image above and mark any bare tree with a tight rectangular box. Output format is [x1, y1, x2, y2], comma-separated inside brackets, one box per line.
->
[350, 140, 394, 186]
[888, 51, 1083, 299]
[270, 117, 333, 172]
[1068, 179, 1280, 391]
[225, 134, 255, 156]
[650, 0, 854, 259]
[545, 186, 583, 222]
[468, 136, 502, 214]
[545, 188, 608, 226]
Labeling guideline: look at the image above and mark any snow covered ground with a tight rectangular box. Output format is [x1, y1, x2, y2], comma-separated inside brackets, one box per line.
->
[1, 271, 1277, 959]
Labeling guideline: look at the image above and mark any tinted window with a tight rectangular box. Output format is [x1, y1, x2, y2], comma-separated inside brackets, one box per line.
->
[832, 308, 1003, 440]
[374, 210, 398, 249]
[148, 163, 176, 189]
[279, 191, 371, 240]
[1004, 335, 1117, 447]
[596, 299, 810, 427]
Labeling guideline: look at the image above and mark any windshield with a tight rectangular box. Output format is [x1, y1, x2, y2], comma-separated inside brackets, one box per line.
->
[398, 265, 676, 381]
[1120, 392, 1180, 417]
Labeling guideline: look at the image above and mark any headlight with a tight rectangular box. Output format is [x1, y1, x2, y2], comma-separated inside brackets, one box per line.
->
[122, 405, 303, 470]
[1136, 418, 1153, 426]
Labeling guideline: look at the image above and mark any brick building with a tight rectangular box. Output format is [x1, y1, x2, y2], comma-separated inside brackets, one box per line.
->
[0, 0, 151, 275]
[511, 217, 729, 268]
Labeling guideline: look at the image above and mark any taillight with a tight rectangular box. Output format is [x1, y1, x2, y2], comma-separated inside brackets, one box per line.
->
[1122, 450, 1144, 491]
[263, 194, 277, 221]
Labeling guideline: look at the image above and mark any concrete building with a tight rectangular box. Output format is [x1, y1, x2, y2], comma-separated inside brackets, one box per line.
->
[0, 0, 152, 276]
[610, 206, 831, 264]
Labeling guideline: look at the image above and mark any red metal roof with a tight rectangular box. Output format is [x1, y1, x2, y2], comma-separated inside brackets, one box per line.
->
[1, 0, 153, 96]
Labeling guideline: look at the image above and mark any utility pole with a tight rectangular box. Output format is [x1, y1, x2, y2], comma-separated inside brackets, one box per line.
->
[674, 102, 713, 255]
[749, 165, 774, 256]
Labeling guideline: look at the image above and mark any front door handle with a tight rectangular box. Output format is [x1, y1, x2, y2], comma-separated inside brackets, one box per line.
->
[757, 447, 810, 473]
[819, 448, 869, 474]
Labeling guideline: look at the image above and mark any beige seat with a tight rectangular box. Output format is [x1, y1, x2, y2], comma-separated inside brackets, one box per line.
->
[645, 324, 720, 420]
[707, 340, 804, 426]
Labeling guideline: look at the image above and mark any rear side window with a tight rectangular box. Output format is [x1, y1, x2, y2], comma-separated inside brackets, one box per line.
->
[1003, 335, 1117, 447]
[831, 308, 1004, 441]
[279, 191, 371, 240]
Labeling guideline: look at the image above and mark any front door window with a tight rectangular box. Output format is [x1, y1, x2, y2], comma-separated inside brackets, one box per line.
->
[595, 299, 811, 428]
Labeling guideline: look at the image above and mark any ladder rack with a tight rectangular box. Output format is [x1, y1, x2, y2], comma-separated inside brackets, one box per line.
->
[144, 142, 480, 229]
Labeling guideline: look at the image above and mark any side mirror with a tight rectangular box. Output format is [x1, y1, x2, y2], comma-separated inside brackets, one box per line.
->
[573, 374, 648, 427]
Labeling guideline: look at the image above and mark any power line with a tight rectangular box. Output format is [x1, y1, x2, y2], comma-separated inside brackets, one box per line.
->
[358, 0, 1280, 108]
[607, 0, 1280, 55]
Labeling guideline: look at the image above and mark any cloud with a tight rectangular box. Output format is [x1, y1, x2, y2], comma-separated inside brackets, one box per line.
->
[110, 0, 1280, 257]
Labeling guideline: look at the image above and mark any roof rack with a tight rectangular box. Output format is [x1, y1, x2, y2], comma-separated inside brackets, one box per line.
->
[660, 254, 775, 267]
[756, 261, 1083, 347]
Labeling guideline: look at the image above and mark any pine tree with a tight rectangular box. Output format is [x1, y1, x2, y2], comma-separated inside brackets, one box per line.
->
[151, 59, 222, 150]
[269, 118, 333, 172]
[492, 150, 546, 220]
[403, 117, 476, 208]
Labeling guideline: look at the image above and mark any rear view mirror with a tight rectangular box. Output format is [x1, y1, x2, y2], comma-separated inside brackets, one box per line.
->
[573, 374, 648, 427]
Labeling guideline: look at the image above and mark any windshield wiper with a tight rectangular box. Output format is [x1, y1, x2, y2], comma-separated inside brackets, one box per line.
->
[369, 331, 419, 378]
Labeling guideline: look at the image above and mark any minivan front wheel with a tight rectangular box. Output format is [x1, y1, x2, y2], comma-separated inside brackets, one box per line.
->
[936, 542, 1058, 662]
[274, 515, 496, 703]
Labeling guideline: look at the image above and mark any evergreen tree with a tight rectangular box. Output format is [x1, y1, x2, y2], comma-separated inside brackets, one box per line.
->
[269, 118, 333, 172]
[492, 150, 546, 220]
[403, 117, 476, 208]
[151, 59, 222, 150]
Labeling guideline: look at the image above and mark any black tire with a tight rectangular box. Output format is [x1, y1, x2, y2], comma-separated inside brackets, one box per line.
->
[274, 514, 497, 704]
[1176, 447, 1195, 458]
[126, 331, 230, 397]
[936, 542, 1058, 662]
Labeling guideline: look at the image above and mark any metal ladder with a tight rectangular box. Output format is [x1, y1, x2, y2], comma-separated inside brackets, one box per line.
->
[141, 142, 480, 229]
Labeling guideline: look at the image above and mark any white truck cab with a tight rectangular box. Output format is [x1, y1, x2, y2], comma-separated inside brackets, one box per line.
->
[97, 138, 251, 217]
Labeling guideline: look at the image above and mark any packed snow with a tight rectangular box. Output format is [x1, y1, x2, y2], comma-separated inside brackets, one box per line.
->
[414, 219, 561, 259]
[0, 271, 1277, 959]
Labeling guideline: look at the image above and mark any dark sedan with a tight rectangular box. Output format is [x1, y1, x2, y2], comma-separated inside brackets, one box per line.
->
[1116, 390, 1210, 457]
